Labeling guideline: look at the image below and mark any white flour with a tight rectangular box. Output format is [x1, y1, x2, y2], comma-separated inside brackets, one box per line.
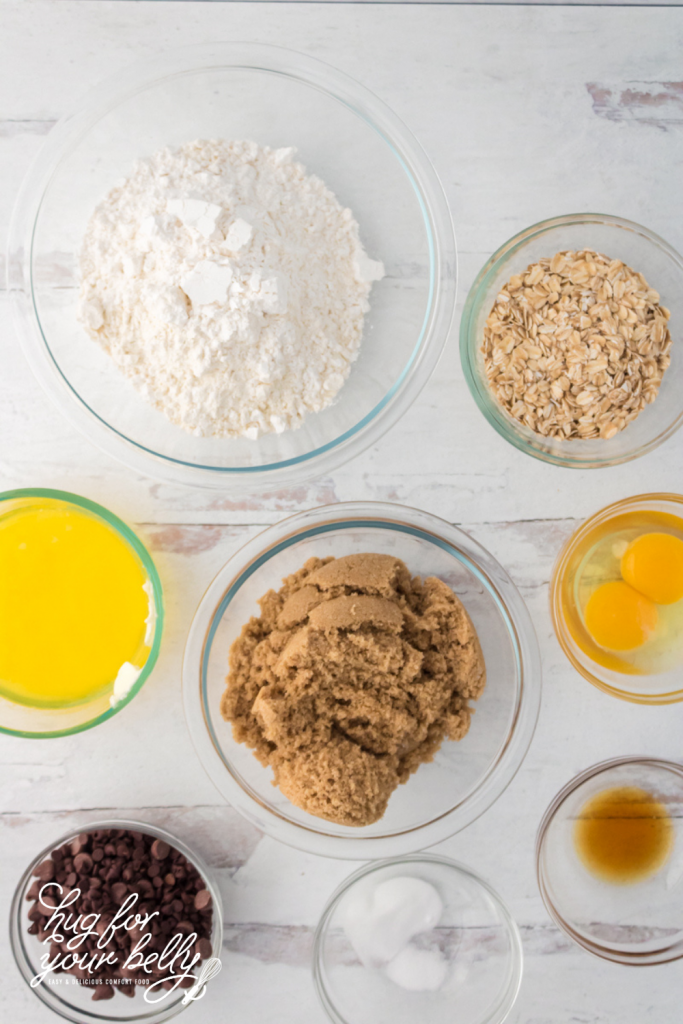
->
[79, 139, 384, 438]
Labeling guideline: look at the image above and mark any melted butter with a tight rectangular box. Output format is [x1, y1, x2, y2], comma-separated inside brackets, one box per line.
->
[0, 499, 151, 708]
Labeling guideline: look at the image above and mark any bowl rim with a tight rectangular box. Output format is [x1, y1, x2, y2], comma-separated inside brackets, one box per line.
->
[0, 487, 164, 738]
[535, 756, 683, 965]
[9, 817, 224, 1024]
[181, 500, 542, 859]
[459, 211, 683, 469]
[312, 852, 524, 1024]
[549, 491, 683, 705]
[7, 41, 456, 491]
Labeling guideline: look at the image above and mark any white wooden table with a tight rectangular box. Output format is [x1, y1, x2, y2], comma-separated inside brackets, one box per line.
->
[2, 3, 683, 1021]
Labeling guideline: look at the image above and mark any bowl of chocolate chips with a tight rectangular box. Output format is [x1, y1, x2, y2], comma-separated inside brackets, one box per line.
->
[9, 820, 223, 1023]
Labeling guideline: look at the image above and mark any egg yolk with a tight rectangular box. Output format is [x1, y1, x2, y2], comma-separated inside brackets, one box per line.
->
[584, 580, 658, 651]
[621, 532, 683, 606]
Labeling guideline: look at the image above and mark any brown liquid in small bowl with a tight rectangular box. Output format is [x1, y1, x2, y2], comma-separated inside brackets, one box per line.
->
[574, 785, 674, 885]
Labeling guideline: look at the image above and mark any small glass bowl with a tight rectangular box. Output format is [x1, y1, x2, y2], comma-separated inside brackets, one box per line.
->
[550, 492, 683, 704]
[536, 758, 683, 965]
[313, 854, 523, 1024]
[460, 213, 683, 468]
[182, 501, 541, 859]
[0, 488, 163, 738]
[9, 819, 224, 1024]
[8, 42, 455, 491]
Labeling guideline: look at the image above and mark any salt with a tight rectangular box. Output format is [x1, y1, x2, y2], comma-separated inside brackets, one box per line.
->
[342, 875, 448, 992]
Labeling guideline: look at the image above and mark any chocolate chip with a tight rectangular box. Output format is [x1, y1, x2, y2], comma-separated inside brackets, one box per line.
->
[92, 985, 114, 1001]
[111, 882, 128, 903]
[92, 847, 104, 862]
[151, 839, 170, 860]
[25, 881, 41, 901]
[74, 852, 93, 874]
[195, 937, 212, 960]
[194, 889, 212, 911]
[34, 859, 55, 882]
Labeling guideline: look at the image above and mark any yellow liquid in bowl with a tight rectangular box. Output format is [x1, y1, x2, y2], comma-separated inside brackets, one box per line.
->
[0, 500, 151, 708]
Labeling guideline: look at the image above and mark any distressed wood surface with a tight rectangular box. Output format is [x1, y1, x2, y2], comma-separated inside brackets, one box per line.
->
[2, 3, 683, 1023]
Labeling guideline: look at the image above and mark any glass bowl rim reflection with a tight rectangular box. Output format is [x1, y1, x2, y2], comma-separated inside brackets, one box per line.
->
[9, 817, 224, 1024]
[0, 487, 164, 739]
[182, 501, 542, 859]
[549, 492, 683, 705]
[8, 41, 456, 490]
[459, 212, 683, 469]
[312, 852, 524, 1024]
[535, 756, 683, 965]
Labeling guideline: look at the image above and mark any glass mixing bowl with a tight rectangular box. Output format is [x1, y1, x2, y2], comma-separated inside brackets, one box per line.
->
[0, 488, 163, 739]
[550, 493, 683, 704]
[10, 819, 224, 1024]
[536, 758, 683, 965]
[8, 43, 455, 491]
[460, 213, 683, 468]
[182, 502, 541, 859]
[313, 854, 523, 1024]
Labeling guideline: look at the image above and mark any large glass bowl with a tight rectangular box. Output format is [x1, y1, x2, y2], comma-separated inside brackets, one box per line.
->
[7, 43, 455, 491]
[182, 502, 542, 859]
[460, 213, 683, 468]
[313, 854, 523, 1024]
[10, 819, 224, 1024]
[0, 488, 163, 739]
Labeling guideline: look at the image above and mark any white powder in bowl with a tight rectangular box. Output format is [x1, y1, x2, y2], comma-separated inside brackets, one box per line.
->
[78, 139, 384, 439]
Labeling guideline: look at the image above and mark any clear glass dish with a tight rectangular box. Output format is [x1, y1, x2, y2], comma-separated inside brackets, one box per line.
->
[313, 854, 523, 1024]
[460, 213, 683, 468]
[0, 488, 163, 738]
[7, 42, 455, 491]
[550, 493, 683, 704]
[536, 758, 683, 965]
[182, 502, 541, 859]
[9, 819, 224, 1024]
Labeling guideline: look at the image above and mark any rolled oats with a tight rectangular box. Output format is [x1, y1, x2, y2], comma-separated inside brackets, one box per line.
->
[482, 249, 672, 441]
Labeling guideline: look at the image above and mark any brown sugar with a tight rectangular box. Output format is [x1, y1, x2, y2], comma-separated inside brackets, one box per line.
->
[220, 553, 486, 826]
